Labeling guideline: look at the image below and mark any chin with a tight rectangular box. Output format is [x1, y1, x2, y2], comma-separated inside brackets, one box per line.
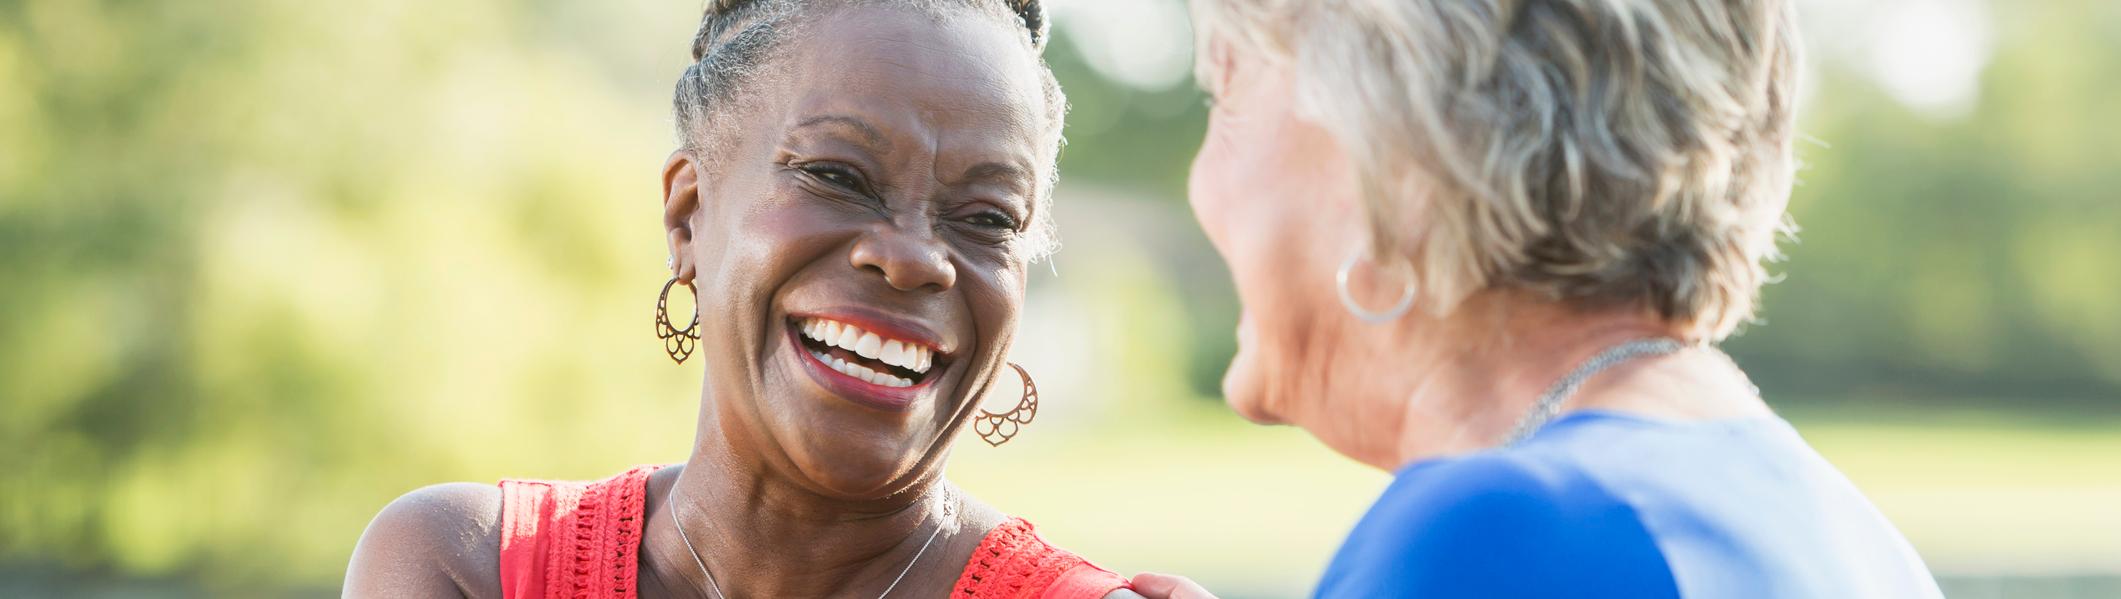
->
[1225, 395, 1282, 425]
[1220, 357, 1285, 425]
[794, 449, 923, 498]
[764, 406, 938, 498]
[754, 311, 965, 498]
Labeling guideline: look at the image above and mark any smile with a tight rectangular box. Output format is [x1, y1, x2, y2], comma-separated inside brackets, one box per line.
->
[792, 316, 945, 389]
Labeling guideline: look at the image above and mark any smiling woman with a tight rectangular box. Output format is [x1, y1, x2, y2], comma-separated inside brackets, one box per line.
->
[340, 2, 1136, 598]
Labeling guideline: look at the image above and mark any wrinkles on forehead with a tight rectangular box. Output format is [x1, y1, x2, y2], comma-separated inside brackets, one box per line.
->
[680, 0, 1066, 258]
[775, 7, 1045, 199]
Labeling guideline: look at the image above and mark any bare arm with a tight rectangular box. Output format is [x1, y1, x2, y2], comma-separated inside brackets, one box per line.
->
[343, 482, 504, 599]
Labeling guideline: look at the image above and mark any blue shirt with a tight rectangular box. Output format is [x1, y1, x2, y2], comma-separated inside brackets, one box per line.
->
[1315, 410, 1942, 598]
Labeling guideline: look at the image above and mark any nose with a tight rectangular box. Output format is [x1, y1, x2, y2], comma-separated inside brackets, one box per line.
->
[848, 225, 957, 292]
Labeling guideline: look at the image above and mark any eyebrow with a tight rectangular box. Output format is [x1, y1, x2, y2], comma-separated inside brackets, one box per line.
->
[958, 161, 1035, 195]
[793, 114, 890, 152]
[794, 114, 1033, 194]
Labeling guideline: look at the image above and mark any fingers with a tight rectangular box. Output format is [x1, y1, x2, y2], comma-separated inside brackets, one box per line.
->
[1129, 573, 1219, 599]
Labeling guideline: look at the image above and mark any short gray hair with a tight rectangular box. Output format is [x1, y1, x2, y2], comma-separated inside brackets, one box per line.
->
[1194, 0, 1803, 340]
[674, 0, 1068, 261]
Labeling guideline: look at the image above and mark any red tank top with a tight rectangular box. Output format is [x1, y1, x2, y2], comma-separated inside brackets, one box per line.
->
[496, 465, 1128, 599]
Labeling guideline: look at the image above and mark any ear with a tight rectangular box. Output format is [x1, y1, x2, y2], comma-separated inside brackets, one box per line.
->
[663, 150, 703, 284]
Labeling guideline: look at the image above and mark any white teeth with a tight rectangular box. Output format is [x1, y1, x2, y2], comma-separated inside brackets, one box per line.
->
[897, 344, 931, 374]
[854, 332, 882, 359]
[816, 348, 917, 388]
[905, 345, 928, 373]
[834, 325, 861, 351]
[797, 317, 940, 380]
[881, 340, 907, 370]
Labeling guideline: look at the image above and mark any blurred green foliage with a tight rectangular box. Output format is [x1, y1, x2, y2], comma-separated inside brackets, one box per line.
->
[0, 0, 2117, 594]
[1730, 2, 2121, 401]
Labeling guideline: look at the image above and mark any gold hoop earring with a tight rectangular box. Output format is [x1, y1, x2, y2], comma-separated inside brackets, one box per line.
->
[655, 277, 700, 364]
[973, 363, 1040, 447]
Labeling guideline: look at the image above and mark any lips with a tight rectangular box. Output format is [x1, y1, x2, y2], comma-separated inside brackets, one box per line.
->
[797, 317, 937, 386]
[784, 312, 956, 414]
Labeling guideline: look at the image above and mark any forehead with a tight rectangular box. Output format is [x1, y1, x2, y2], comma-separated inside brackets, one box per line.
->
[776, 5, 1048, 156]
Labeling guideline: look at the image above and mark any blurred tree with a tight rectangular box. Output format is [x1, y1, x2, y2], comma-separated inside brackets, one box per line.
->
[1, 0, 702, 588]
[1, 0, 2117, 592]
[1726, 1, 2121, 403]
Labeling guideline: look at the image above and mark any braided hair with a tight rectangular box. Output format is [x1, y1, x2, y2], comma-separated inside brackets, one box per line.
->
[670, 0, 1065, 259]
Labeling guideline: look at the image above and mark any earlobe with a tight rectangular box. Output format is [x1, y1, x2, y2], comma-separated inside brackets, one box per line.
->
[663, 150, 703, 283]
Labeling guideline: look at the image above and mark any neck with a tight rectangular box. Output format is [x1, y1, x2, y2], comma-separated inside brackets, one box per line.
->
[1318, 294, 1726, 471]
[641, 394, 959, 599]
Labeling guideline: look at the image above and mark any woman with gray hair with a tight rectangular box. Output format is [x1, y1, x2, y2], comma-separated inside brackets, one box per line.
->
[1131, 1, 1942, 597]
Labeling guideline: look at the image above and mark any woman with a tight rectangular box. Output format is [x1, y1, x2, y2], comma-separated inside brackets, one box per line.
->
[1134, 0, 1942, 597]
[344, 1, 1136, 597]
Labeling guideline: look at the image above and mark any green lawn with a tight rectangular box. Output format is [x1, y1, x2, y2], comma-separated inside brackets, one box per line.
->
[1784, 403, 2121, 577]
[1, 400, 2113, 597]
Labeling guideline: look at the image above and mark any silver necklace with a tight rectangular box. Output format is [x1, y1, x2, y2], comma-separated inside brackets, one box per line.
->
[666, 482, 955, 599]
[1500, 338, 1687, 446]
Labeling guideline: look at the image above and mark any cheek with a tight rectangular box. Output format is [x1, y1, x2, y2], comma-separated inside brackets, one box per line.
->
[1196, 162, 1318, 417]
[1186, 122, 1237, 250]
[694, 185, 842, 360]
[1190, 118, 1281, 290]
[920, 242, 1025, 400]
[1194, 119, 1354, 419]
[964, 266, 1025, 356]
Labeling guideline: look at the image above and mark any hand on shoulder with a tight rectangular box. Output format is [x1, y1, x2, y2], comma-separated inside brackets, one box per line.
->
[344, 482, 503, 598]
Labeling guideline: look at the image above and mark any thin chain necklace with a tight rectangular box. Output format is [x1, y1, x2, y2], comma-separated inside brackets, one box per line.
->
[665, 480, 956, 599]
[1500, 338, 1688, 446]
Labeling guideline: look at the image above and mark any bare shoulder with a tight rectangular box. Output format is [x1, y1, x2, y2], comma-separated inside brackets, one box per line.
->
[344, 482, 504, 599]
[950, 490, 1012, 538]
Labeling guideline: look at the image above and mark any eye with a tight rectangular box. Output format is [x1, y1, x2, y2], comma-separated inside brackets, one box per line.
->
[965, 210, 1021, 231]
[801, 163, 864, 191]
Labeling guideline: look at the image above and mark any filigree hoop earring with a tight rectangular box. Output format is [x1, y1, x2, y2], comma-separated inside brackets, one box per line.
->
[1336, 249, 1418, 324]
[973, 363, 1039, 446]
[655, 277, 700, 364]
